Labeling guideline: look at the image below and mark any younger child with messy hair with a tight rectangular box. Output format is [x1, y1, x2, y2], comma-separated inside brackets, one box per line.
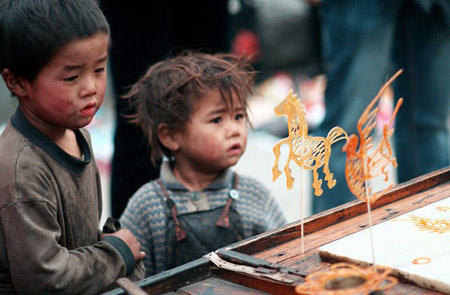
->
[120, 52, 286, 277]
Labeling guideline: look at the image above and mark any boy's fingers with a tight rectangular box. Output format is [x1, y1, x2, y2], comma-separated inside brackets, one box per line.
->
[138, 251, 146, 261]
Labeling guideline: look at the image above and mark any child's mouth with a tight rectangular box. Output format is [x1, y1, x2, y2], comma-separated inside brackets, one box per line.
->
[80, 102, 97, 117]
[227, 143, 242, 156]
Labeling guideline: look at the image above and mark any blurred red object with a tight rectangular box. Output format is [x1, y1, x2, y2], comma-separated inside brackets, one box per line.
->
[231, 29, 260, 63]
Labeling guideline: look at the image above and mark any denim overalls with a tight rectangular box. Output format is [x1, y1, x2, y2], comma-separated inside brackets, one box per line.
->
[154, 174, 244, 269]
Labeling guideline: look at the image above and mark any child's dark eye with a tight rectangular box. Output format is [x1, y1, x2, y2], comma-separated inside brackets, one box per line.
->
[211, 117, 222, 123]
[95, 67, 105, 74]
[63, 75, 78, 82]
[235, 114, 244, 120]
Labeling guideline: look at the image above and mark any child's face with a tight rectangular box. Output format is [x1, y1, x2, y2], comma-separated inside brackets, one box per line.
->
[173, 90, 248, 173]
[18, 32, 109, 134]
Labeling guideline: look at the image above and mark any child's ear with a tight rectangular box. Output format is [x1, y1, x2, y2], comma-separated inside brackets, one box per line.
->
[1, 69, 28, 97]
[157, 123, 180, 152]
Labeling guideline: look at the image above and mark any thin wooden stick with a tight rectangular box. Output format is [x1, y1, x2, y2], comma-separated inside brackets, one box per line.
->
[363, 156, 376, 271]
[300, 157, 304, 254]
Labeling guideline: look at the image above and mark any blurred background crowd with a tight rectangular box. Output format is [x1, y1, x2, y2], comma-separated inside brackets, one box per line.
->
[1, 0, 449, 225]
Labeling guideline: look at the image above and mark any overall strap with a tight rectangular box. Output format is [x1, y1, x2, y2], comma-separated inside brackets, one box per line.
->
[216, 173, 239, 228]
[156, 179, 187, 242]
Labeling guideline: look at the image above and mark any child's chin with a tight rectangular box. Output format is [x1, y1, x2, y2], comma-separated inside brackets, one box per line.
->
[223, 158, 240, 169]
[208, 156, 241, 171]
[78, 117, 95, 128]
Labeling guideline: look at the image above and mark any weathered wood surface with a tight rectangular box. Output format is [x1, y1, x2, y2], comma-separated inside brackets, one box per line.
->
[105, 258, 212, 295]
[116, 278, 148, 295]
[105, 167, 450, 295]
[177, 277, 271, 295]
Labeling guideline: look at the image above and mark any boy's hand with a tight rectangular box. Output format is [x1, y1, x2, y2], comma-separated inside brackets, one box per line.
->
[104, 229, 146, 262]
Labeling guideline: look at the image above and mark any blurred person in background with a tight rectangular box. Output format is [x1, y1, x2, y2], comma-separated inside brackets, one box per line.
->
[314, 0, 450, 213]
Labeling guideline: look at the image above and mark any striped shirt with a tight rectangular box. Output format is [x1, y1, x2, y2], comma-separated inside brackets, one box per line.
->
[120, 161, 286, 277]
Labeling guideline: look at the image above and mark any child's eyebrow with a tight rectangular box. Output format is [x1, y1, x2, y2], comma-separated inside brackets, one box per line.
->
[208, 107, 227, 116]
[63, 64, 82, 72]
[63, 55, 108, 72]
[234, 105, 245, 112]
[208, 104, 245, 116]
[96, 55, 108, 64]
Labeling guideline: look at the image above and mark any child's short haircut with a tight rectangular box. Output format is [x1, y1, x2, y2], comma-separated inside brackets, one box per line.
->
[126, 52, 255, 165]
[0, 0, 110, 82]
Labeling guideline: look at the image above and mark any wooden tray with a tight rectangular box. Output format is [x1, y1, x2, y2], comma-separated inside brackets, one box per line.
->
[105, 167, 450, 295]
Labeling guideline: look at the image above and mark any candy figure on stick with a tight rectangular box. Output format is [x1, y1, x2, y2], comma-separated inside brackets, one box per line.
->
[272, 90, 348, 196]
[272, 90, 348, 253]
[295, 72, 403, 295]
[343, 70, 403, 203]
[343, 69, 403, 268]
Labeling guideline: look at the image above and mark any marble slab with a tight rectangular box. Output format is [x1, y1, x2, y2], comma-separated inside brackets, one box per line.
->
[319, 197, 450, 293]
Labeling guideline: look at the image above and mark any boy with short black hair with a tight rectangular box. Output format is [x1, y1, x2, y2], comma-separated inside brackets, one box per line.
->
[0, 0, 145, 293]
[120, 52, 286, 277]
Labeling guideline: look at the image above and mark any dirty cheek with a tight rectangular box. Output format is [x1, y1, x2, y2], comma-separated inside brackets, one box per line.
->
[198, 136, 222, 158]
[51, 100, 73, 114]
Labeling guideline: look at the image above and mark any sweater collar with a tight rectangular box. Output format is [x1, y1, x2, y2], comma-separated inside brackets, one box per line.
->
[160, 161, 233, 191]
[10, 107, 91, 173]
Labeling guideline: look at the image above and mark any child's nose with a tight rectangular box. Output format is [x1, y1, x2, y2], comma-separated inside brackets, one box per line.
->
[80, 76, 98, 97]
[226, 121, 242, 137]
